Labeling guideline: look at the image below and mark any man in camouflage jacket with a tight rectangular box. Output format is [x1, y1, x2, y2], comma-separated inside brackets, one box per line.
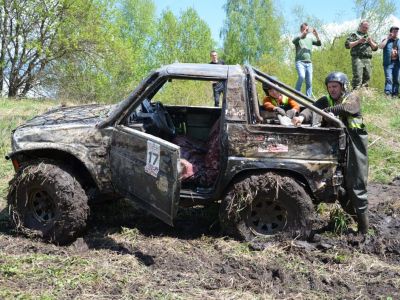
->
[345, 20, 378, 89]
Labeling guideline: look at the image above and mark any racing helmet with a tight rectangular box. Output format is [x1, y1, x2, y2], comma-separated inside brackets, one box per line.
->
[324, 72, 350, 94]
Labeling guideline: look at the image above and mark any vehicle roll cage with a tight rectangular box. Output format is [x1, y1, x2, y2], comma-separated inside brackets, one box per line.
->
[246, 65, 345, 129]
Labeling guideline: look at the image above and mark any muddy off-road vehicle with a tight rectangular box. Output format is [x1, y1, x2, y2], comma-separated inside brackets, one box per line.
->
[6, 63, 348, 244]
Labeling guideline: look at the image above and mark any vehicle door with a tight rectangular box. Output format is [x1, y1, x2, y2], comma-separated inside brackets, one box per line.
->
[109, 74, 180, 226]
[110, 126, 180, 225]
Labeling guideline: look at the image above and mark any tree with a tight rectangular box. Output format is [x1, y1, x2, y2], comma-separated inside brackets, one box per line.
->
[153, 8, 214, 65]
[354, 0, 397, 35]
[54, 0, 158, 103]
[153, 10, 180, 65]
[178, 8, 214, 63]
[0, 0, 109, 97]
[118, 0, 157, 78]
[221, 0, 283, 65]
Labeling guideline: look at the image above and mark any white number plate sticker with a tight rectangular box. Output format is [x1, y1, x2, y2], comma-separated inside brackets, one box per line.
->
[145, 140, 160, 177]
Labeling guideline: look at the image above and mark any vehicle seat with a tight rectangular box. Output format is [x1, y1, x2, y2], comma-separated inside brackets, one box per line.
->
[174, 118, 220, 187]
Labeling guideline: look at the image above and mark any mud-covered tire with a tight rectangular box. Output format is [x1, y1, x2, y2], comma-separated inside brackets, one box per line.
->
[7, 160, 89, 245]
[219, 172, 315, 241]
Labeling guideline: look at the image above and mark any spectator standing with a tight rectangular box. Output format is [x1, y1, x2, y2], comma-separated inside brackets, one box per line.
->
[345, 20, 378, 89]
[379, 26, 399, 97]
[292, 23, 321, 98]
[209, 50, 225, 107]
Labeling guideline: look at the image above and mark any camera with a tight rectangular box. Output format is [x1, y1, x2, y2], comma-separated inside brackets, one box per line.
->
[307, 27, 314, 33]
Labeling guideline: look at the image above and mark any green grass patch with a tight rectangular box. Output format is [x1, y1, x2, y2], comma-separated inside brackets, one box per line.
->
[0, 98, 60, 206]
[329, 207, 350, 235]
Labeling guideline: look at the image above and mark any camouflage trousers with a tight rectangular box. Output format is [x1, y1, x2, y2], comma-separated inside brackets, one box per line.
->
[351, 57, 372, 89]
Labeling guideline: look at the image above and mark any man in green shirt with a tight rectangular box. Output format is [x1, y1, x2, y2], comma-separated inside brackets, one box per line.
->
[292, 23, 322, 97]
[345, 20, 378, 89]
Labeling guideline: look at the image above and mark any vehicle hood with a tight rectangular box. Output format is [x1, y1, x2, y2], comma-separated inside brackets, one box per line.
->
[18, 104, 114, 128]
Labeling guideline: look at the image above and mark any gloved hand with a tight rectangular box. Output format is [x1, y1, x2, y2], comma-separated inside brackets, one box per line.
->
[286, 108, 298, 119]
[323, 108, 335, 117]
[273, 106, 286, 116]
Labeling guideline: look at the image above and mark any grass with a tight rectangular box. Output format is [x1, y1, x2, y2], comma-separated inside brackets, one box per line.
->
[0, 98, 61, 208]
[362, 89, 400, 183]
[330, 206, 350, 235]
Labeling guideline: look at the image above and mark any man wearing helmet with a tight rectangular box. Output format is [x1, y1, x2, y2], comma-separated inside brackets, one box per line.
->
[292, 72, 369, 234]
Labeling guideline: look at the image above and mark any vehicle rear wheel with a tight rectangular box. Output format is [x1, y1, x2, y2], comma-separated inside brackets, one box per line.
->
[219, 172, 315, 241]
[7, 160, 89, 245]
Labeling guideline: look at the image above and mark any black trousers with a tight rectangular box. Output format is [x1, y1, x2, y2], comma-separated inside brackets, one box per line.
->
[212, 82, 224, 107]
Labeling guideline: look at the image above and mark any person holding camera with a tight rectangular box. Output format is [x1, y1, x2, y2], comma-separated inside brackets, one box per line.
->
[379, 26, 399, 97]
[292, 22, 321, 98]
[345, 20, 378, 90]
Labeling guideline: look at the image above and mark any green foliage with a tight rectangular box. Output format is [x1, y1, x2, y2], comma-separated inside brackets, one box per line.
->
[0, 99, 59, 204]
[221, 0, 283, 65]
[153, 10, 180, 65]
[178, 8, 214, 63]
[330, 207, 350, 235]
[155, 80, 214, 106]
[354, 0, 397, 35]
[52, 0, 142, 103]
[153, 8, 214, 65]
[362, 90, 400, 183]
[52, 1, 214, 103]
[311, 35, 354, 97]
[333, 252, 348, 264]
[316, 203, 329, 215]
[0, 0, 117, 97]
[118, 0, 158, 78]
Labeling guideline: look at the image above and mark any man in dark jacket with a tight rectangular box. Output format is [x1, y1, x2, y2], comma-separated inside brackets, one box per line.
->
[379, 26, 399, 97]
[209, 50, 225, 107]
[293, 72, 369, 234]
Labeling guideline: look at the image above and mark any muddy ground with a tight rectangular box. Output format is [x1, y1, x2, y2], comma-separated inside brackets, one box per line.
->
[0, 179, 399, 299]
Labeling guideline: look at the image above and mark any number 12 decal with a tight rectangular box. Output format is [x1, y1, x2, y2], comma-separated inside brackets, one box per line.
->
[145, 140, 160, 177]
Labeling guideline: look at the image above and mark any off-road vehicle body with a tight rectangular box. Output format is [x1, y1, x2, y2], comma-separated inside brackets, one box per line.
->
[6, 63, 347, 244]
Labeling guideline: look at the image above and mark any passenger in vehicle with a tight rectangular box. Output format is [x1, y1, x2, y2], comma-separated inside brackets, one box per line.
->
[262, 81, 300, 119]
[292, 72, 369, 235]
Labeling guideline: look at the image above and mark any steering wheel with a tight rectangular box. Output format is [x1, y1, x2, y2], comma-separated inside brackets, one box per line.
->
[140, 99, 176, 138]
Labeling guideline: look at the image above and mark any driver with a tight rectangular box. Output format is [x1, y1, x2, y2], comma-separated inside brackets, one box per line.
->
[293, 72, 369, 235]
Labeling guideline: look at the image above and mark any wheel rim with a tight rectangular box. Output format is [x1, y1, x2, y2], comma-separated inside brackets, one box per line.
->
[245, 197, 288, 235]
[29, 189, 56, 223]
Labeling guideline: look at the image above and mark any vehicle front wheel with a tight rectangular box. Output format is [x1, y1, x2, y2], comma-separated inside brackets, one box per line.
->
[7, 160, 89, 245]
[219, 172, 315, 241]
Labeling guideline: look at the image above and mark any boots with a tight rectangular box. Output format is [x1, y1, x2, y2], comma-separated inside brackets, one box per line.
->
[357, 211, 369, 234]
